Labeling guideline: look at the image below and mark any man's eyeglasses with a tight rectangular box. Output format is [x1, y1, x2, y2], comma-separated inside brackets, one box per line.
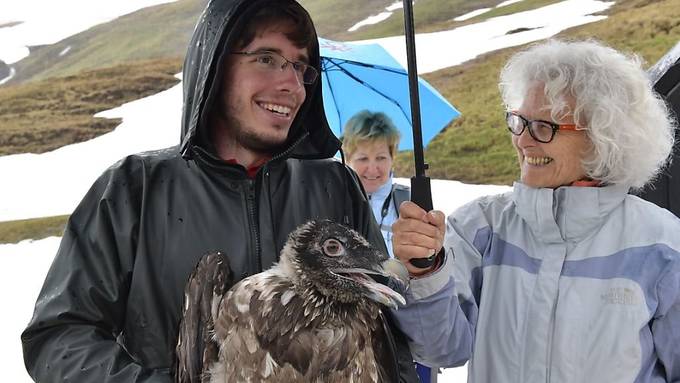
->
[505, 111, 584, 143]
[231, 50, 319, 85]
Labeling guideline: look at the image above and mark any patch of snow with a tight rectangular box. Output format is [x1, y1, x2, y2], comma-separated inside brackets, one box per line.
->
[0, 0, 180, 64]
[59, 45, 72, 57]
[440, 366, 468, 382]
[355, 0, 614, 74]
[0, 66, 16, 85]
[347, 0, 409, 32]
[394, 178, 511, 216]
[386, 1, 404, 12]
[0, 236, 61, 383]
[454, 8, 492, 22]
[497, 0, 525, 7]
[348, 11, 393, 32]
[0, 74, 182, 222]
[1, 45, 29, 64]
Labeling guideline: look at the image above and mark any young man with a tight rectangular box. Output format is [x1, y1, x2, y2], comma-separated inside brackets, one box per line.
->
[21, 1, 418, 381]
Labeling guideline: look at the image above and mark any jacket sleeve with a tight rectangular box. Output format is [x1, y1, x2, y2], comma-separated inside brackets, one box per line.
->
[652, 260, 680, 381]
[391, 200, 487, 368]
[21, 160, 172, 383]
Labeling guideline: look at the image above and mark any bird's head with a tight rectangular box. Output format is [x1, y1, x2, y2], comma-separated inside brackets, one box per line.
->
[278, 219, 407, 309]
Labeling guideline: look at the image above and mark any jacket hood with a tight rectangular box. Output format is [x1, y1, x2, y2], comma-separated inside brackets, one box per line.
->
[179, 0, 341, 160]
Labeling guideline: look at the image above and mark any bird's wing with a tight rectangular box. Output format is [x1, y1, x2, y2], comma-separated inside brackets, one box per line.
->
[226, 280, 368, 380]
[212, 273, 301, 379]
[259, 303, 383, 381]
[213, 272, 389, 381]
[213, 274, 358, 379]
[175, 251, 233, 383]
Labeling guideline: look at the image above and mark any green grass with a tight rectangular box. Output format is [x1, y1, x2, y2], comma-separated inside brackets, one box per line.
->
[10, 0, 408, 84]
[393, 0, 680, 185]
[393, 48, 519, 184]
[0, 58, 182, 155]
[7, 0, 204, 84]
[565, 0, 680, 60]
[412, 0, 564, 34]
[298, 0, 394, 39]
[335, 0, 563, 40]
[0, 215, 69, 244]
[470, 0, 563, 20]
[338, 0, 498, 40]
[1, 0, 579, 84]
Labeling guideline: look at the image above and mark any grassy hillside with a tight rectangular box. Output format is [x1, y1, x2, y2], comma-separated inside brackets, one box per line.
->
[394, 0, 680, 184]
[6, 0, 564, 84]
[339, 0, 561, 40]
[394, 48, 519, 184]
[8, 0, 397, 84]
[298, 0, 396, 38]
[0, 215, 69, 244]
[7, 0, 204, 84]
[0, 58, 181, 155]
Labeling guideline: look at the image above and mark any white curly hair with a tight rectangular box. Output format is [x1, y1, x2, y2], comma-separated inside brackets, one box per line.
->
[499, 39, 676, 190]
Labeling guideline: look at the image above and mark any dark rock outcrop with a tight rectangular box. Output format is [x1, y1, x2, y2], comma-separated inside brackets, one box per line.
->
[0, 60, 10, 81]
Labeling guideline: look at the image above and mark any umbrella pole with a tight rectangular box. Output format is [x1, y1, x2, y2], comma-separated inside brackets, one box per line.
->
[402, 0, 436, 268]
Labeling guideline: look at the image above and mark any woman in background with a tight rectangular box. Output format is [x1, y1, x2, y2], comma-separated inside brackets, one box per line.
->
[342, 110, 410, 258]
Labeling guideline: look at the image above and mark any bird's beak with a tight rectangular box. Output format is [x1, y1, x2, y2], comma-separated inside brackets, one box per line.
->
[331, 259, 409, 309]
[379, 258, 410, 294]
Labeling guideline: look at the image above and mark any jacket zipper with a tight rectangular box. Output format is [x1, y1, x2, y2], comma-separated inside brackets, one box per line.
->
[246, 179, 262, 272]
[270, 132, 308, 162]
[379, 311, 402, 382]
[189, 133, 309, 274]
[545, 299, 558, 382]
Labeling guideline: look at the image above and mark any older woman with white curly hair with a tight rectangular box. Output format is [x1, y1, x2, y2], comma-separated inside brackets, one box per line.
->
[390, 39, 680, 382]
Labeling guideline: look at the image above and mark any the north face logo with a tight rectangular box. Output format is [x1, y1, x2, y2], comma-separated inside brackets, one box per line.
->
[600, 287, 640, 305]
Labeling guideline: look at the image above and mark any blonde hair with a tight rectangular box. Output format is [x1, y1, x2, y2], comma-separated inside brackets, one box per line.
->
[341, 110, 401, 158]
[500, 39, 675, 190]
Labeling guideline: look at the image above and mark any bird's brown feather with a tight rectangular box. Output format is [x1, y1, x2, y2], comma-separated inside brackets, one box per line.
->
[176, 220, 407, 382]
[175, 252, 233, 383]
[211, 271, 385, 382]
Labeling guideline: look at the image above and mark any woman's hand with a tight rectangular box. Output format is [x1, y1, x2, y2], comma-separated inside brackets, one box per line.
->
[392, 201, 446, 276]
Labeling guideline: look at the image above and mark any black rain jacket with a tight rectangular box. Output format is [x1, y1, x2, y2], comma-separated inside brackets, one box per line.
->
[21, 0, 418, 382]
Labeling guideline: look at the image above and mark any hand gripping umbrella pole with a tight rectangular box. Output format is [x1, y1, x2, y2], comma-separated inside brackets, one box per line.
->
[402, 0, 436, 269]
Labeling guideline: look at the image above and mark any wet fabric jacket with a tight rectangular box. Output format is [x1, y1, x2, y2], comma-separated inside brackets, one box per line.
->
[21, 1, 418, 382]
[393, 182, 680, 382]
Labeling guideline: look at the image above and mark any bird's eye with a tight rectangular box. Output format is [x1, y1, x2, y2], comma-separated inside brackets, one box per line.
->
[322, 238, 345, 257]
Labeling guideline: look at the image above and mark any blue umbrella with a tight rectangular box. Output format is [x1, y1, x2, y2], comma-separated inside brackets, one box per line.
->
[319, 38, 460, 151]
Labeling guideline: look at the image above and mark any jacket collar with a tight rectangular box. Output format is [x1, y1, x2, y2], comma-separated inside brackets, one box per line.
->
[512, 182, 631, 242]
[369, 177, 394, 201]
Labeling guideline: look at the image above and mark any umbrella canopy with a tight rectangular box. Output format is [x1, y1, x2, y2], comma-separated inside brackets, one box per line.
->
[319, 38, 460, 151]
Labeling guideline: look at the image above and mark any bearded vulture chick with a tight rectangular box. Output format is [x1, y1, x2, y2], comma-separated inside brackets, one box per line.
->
[175, 219, 409, 383]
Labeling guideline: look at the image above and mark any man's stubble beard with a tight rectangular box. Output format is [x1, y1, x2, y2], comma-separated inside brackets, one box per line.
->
[221, 109, 290, 156]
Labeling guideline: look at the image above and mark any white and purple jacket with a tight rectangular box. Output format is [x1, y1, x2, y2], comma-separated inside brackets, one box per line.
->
[393, 182, 680, 382]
